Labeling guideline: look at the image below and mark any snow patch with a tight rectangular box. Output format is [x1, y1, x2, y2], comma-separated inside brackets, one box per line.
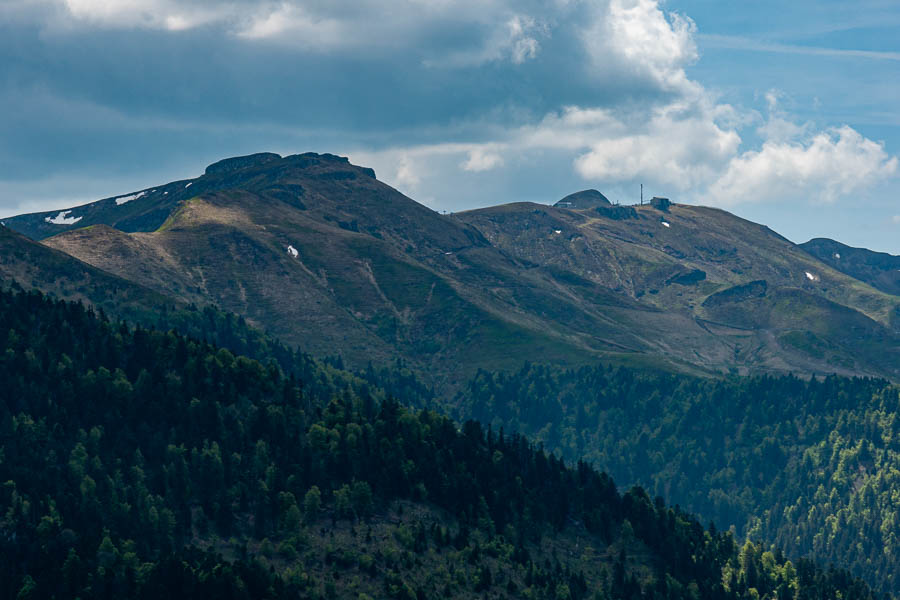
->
[661, 221, 671, 228]
[45, 210, 82, 225]
[185, 182, 193, 188]
[554, 229, 562, 234]
[833, 253, 841, 259]
[805, 271, 819, 282]
[286, 245, 298, 258]
[115, 191, 146, 205]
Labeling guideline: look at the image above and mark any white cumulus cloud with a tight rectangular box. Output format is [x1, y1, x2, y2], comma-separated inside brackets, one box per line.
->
[708, 126, 898, 205]
[395, 154, 421, 190]
[355, 0, 898, 210]
[582, 0, 699, 93]
[573, 103, 741, 190]
[462, 148, 504, 172]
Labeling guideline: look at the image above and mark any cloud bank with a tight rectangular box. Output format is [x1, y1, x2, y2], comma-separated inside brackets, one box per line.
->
[350, 0, 897, 209]
[0, 0, 896, 216]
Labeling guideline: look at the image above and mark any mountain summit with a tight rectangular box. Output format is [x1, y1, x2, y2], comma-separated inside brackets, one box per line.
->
[554, 189, 612, 209]
[5, 153, 379, 241]
[8, 152, 900, 384]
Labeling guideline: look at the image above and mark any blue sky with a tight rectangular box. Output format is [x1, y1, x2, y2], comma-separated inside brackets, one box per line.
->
[1, 0, 899, 251]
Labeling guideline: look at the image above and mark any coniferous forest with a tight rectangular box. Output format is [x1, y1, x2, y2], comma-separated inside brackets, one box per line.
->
[459, 364, 900, 594]
[0, 286, 883, 599]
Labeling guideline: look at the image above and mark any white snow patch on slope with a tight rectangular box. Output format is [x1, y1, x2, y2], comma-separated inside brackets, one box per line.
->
[805, 271, 819, 281]
[115, 191, 146, 205]
[287, 245, 299, 258]
[45, 210, 82, 225]
[661, 221, 671, 228]
[185, 182, 193, 188]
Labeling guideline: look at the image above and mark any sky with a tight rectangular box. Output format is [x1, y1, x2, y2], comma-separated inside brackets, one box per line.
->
[1, 1, 899, 252]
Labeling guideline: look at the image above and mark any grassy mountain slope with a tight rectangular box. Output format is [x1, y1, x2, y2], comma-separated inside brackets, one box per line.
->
[0, 286, 879, 600]
[0, 222, 391, 394]
[30, 154, 675, 381]
[801, 237, 900, 297]
[41, 187, 600, 383]
[0, 223, 179, 323]
[456, 201, 900, 379]
[11, 152, 900, 382]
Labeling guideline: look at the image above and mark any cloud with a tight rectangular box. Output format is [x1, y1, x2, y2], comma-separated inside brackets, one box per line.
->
[708, 126, 898, 205]
[0, 0, 897, 221]
[13, 0, 549, 66]
[354, 92, 895, 213]
[572, 103, 741, 190]
[395, 154, 421, 190]
[700, 33, 900, 63]
[581, 0, 699, 94]
[419, 13, 546, 68]
[236, 4, 343, 44]
[345, 0, 898, 210]
[506, 15, 541, 64]
[58, 0, 231, 31]
[461, 148, 504, 172]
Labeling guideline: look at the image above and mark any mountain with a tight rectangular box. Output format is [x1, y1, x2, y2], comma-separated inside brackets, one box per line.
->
[554, 189, 612, 209]
[801, 237, 900, 296]
[19, 153, 604, 385]
[8, 152, 900, 383]
[0, 285, 879, 600]
[454, 199, 900, 379]
[0, 222, 178, 323]
[0, 221, 391, 391]
[3, 153, 286, 241]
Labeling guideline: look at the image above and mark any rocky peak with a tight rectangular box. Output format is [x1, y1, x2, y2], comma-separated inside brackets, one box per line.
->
[554, 189, 612, 209]
[205, 153, 282, 175]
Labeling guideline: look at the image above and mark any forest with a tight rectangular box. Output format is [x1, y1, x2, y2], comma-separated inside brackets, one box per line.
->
[458, 363, 900, 594]
[0, 285, 881, 599]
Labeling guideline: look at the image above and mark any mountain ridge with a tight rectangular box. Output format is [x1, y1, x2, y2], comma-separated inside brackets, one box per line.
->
[801, 237, 900, 296]
[7, 152, 900, 384]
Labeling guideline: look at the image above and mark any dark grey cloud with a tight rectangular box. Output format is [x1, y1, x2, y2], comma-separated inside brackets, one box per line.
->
[0, 0, 682, 209]
[1, 0, 898, 256]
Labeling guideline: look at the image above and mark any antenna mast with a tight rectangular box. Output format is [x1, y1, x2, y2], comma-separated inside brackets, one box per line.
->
[640, 183, 643, 205]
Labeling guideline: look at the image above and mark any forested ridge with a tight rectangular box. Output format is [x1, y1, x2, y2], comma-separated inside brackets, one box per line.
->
[0, 286, 879, 599]
[459, 364, 900, 595]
